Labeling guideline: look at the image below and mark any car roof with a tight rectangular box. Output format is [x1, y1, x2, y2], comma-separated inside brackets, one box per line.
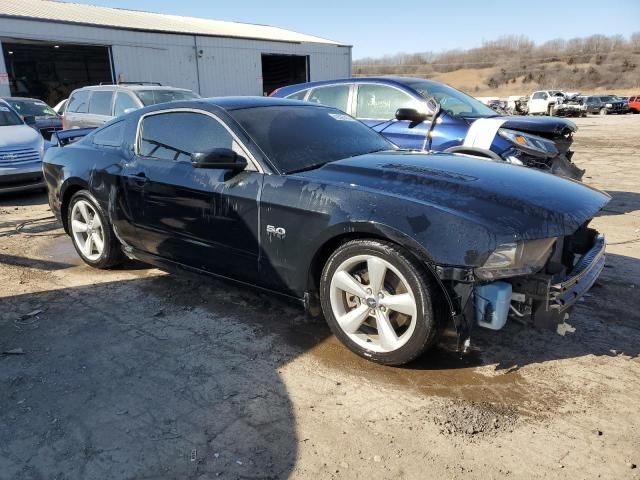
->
[274, 76, 435, 95]
[128, 96, 331, 118]
[203, 96, 325, 110]
[74, 84, 192, 92]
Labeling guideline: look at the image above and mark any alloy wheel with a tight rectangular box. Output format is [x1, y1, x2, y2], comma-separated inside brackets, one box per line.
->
[70, 199, 105, 262]
[329, 254, 417, 353]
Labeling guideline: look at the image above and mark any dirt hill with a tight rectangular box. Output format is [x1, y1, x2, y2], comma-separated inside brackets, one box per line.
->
[354, 34, 640, 97]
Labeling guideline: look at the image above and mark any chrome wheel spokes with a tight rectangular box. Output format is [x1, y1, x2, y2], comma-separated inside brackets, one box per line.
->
[71, 200, 105, 261]
[329, 254, 417, 353]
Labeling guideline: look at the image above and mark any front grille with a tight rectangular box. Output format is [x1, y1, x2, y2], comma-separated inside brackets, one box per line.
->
[0, 146, 40, 166]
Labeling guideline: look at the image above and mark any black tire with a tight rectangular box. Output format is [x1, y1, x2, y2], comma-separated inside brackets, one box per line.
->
[320, 239, 443, 366]
[67, 190, 124, 269]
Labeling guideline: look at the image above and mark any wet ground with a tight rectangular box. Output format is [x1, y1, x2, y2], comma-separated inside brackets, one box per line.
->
[1, 114, 639, 479]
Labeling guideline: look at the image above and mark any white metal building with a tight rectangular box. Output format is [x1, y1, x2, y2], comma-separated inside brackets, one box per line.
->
[0, 0, 351, 106]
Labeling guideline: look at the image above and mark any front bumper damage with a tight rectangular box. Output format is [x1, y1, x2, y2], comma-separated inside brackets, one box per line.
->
[509, 128, 584, 181]
[435, 229, 605, 350]
[509, 233, 605, 329]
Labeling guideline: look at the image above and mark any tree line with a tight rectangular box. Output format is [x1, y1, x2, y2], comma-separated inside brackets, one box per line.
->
[353, 33, 640, 90]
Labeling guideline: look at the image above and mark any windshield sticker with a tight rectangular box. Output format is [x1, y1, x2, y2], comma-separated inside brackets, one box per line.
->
[0, 106, 10, 112]
[329, 113, 355, 122]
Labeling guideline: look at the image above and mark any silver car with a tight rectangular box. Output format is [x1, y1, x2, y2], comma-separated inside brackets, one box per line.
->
[0, 100, 45, 194]
[63, 83, 200, 129]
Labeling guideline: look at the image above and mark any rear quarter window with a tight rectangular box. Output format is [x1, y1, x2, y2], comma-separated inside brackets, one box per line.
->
[286, 90, 308, 100]
[92, 121, 125, 147]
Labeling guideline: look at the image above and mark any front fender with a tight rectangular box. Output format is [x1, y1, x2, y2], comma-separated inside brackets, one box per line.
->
[307, 220, 436, 265]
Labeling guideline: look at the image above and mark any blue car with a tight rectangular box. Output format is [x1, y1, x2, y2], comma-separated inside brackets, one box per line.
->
[271, 77, 583, 179]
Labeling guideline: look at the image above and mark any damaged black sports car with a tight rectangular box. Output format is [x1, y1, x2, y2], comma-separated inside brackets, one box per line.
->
[43, 97, 609, 365]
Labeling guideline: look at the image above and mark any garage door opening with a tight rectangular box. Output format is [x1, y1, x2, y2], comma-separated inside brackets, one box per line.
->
[261, 54, 308, 96]
[2, 40, 113, 106]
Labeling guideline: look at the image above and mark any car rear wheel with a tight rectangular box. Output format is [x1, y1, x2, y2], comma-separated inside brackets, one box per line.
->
[68, 190, 124, 269]
[320, 239, 441, 365]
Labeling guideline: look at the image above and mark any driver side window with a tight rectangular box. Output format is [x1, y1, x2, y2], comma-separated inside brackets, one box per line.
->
[139, 112, 236, 163]
[356, 84, 420, 120]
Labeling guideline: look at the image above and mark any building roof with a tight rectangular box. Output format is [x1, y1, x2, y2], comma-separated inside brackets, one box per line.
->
[0, 0, 345, 46]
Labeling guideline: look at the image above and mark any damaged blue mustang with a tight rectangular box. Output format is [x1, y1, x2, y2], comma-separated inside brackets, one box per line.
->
[43, 97, 609, 365]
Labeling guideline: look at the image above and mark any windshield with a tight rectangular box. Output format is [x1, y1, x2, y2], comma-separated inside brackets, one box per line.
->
[135, 89, 199, 106]
[230, 105, 393, 173]
[5, 99, 58, 118]
[599, 96, 618, 102]
[402, 79, 498, 118]
[0, 105, 24, 126]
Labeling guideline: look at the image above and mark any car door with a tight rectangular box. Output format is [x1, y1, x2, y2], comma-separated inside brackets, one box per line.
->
[529, 92, 548, 114]
[123, 108, 262, 282]
[355, 83, 429, 149]
[586, 97, 600, 113]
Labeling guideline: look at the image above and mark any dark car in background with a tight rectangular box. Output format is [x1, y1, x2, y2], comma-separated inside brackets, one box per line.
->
[271, 77, 583, 180]
[583, 95, 628, 115]
[2, 96, 62, 141]
[63, 83, 200, 129]
[43, 97, 608, 365]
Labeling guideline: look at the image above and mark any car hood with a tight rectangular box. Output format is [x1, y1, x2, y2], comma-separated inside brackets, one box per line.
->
[469, 115, 577, 136]
[299, 151, 609, 241]
[0, 124, 41, 147]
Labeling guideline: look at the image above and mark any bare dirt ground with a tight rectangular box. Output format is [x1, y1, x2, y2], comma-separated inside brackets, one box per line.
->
[1, 114, 639, 480]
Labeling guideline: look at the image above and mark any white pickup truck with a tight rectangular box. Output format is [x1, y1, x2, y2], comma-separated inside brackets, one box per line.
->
[528, 90, 586, 117]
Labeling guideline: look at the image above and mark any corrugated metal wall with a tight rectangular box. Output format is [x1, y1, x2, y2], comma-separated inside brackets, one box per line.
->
[0, 17, 351, 97]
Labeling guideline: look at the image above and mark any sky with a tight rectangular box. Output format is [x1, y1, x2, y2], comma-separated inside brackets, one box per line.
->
[72, 0, 640, 59]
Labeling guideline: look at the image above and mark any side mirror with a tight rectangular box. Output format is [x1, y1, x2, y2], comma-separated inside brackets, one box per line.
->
[395, 108, 427, 123]
[23, 115, 36, 126]
[191, 148, 247, 171]
[395, 107, 434, 129]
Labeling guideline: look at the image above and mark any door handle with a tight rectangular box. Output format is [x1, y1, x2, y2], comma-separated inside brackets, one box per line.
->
[128, 172, 148, 185]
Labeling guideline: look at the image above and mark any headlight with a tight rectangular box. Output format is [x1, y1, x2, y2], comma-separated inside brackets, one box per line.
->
[605, 103, 612, 108]
[498, 128, 559, 158]
[476, 238, 557, 280]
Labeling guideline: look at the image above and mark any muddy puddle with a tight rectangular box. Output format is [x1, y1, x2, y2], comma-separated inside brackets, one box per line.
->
[304, 335, 544, 407]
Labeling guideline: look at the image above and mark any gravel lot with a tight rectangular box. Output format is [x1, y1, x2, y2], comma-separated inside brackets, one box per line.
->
[1, 114, 639, 480]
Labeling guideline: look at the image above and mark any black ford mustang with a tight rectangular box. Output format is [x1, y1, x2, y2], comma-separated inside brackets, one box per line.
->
[43, 97, 609, 365]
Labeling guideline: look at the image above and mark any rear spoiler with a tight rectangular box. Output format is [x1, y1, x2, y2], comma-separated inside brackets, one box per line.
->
[51, 128, 96, 147]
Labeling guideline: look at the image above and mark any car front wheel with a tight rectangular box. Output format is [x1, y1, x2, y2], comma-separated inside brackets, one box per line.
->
[68, 190, 124, 269]
[320, 239, 442, 365]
